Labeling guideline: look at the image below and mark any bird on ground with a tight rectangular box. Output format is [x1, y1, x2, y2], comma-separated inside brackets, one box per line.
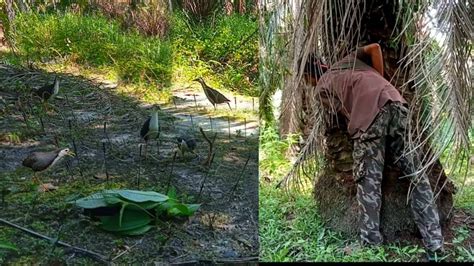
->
[22, 148, 75, 191]
[193, 77, 231, 110]
[140, 105, 161, 157]
[34, 76, 60, 102]
[176, 135, 198, 158]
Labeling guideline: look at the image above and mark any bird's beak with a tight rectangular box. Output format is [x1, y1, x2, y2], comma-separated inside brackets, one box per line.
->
[192, 78, 199, 82]
[67, 151, 76, 157]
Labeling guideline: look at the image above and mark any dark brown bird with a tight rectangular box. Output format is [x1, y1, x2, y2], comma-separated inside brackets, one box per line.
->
[193, 77, 231, 110]
[34, 76, 60, 101]
[176, 135, 198, 158]
[22, 148, 74, 184]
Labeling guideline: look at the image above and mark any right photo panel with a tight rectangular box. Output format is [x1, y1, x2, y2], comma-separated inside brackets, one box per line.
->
[258, 0, 473, 263]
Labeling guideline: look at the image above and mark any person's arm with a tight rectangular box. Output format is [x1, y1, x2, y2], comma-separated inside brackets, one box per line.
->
[356, 43, 384, 77]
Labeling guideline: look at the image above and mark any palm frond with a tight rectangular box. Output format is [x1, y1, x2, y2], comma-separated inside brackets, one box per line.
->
[262, 0, 472, 192]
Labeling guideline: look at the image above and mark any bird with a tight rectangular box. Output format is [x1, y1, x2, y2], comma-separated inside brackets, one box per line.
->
[34, 76, 60, 102]
[193, 77, 231, 110]
[22, 148, 74, 190]
[176, 135, 198, 158]
[140, 105, 161, 157]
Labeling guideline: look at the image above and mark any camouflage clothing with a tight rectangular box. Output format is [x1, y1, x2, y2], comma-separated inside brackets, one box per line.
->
[353, 102, 444, 251]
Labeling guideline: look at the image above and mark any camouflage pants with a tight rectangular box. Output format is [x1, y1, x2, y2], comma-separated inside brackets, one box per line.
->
[353, 102, 444, 251]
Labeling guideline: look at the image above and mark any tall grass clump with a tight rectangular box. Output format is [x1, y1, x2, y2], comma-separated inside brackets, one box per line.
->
[171, 12, 258, 96]
[12, 12, 172, 85]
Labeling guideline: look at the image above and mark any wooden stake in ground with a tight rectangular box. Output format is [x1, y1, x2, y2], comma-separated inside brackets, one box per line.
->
[166, 151, 177, 193]
[172, 97, 177, 109]
[199, 127, 217, 168]
[228, 153, 251, 200]
[103, 121, 111, 145]
[227, 117, 231, 140]
[198, 153, 216, 200]
[102, 142, 110, 186]
[193, 94, 198, 110]
[252, 98, 255, 111]
[137, 144, 142, 189]
[244, 118, 247, 137]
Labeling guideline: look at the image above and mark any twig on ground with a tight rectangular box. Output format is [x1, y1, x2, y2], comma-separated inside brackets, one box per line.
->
[199, 127, 217, 167]
[0, 218, 109, 264]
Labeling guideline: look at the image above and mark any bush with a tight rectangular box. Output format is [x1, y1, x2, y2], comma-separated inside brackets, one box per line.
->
[12, 12, 172, 85]
[170, 12, 258, 96]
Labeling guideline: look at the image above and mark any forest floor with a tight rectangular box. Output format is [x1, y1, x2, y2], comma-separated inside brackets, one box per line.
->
[0, 63, 259, 264]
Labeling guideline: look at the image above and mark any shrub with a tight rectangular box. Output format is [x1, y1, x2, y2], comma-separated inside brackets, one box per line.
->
[12, 12, 172, 85]
[170, 12, 258, 96]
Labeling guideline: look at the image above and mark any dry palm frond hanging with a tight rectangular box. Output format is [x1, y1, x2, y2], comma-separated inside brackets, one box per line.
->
[259, 0, 472, 191]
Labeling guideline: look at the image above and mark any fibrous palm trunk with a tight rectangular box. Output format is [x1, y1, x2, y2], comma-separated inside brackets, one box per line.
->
[307, 0, 455, 242]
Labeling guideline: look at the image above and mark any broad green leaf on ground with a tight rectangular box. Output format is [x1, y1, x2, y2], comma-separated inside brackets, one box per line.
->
[116, 190, 169, 203]
[73, 193, 113, 209]
[0, 241, 18, 251]
[158, 201, 201, 216]
[116, 225, 153, 236]
[99, 209, 151, 232]
[73, 190, 168, 209]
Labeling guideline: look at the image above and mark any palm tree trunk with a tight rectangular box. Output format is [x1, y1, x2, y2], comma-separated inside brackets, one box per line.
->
[308, 0, 455, 242]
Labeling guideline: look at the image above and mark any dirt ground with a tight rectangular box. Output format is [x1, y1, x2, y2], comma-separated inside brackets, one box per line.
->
[0, 64, 259, 264]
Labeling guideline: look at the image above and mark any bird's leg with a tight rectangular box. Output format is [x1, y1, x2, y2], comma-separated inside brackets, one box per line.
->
[32, 172, 39, 184]
[227, 102, 232, 110]
[213, 104, 216, 110]
[144, 141, 148, 159]
[156, 139, 160, 156]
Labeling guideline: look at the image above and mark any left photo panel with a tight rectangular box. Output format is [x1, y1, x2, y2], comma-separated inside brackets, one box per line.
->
[0, 1, 259, 264]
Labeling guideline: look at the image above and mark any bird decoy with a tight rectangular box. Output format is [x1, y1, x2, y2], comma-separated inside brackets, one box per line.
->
[140, 105, 161, 157]
[176, 135, 198, 158]
[193, 77, 231, 110]
[22, 148, 74, 191]
[34, 76, 60, 102]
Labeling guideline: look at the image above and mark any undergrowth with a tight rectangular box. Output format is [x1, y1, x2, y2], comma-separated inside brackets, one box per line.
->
[170, 12, 258, 97]
[259, 125, 474, 262]
[1, 9, 258, 98]
[10, 12, 172, 86]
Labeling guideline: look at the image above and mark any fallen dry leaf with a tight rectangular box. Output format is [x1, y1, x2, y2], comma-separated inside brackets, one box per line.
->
[38, 183, 59, 193]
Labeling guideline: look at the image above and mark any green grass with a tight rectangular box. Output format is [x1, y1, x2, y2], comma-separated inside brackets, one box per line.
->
[259, 126, 474, 262]
[8, 11, 172, 86]
[2, 10, 258, 99]
[170, 12, 258, 97]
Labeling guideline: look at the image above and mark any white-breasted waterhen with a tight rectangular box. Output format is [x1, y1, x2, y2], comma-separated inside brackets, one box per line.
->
[22, 148, 75, 190]
[193, 77, 231, 110]
[176, 135, 198, 158]
[140, 105, 161, 157]
[34, 76, 60, 101]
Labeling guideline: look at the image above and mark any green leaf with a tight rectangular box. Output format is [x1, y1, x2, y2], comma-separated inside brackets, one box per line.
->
[129, 201, 160, 210]
[166, 187, 177, 200]
[104, 195, 123, 205]
[119, 202, 128, 228]
[99, 209, 151, 232]
[116, 225, 153, 236]
[0, 241, 18, 251]
[164, 202, 201, 216]
[186, 204, 201, 214]
[74, 194, 111, 209]
[116, 190, 168, 203]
